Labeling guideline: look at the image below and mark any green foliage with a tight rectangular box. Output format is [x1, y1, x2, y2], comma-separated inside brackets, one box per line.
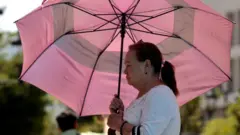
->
[77, 115, 104, 133]
[180, 97, 203, 134]
[0, 32, 50, 135]
[225, 96, 240, 134]
[0, 53, 22, 79]
[214, 87, 224, 98]
[0, 82, 49, 135]
[201, 117, 237, 135]
[201, 92, 240, 135]
[43, 113, 59, 135]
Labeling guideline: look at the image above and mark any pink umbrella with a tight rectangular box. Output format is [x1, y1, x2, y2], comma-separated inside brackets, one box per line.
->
[15, 0, 233, 117]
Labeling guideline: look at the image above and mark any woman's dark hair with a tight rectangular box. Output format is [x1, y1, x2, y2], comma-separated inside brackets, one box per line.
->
[129, 41, 179, 96]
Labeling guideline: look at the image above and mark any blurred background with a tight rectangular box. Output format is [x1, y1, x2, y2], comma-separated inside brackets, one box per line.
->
[0, 0, 239, 135]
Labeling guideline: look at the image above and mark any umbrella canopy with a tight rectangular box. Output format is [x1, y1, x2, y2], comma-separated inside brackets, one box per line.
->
[15, 0, 233, 116]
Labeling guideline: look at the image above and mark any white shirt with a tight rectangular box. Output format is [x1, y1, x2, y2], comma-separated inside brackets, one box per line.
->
[123, 85, 181, 135]
[61, 129, 79, 135]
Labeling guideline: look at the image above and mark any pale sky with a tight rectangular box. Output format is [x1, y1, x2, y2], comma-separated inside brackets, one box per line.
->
[0, 0, 42, 32]
[0, 0, 239, 32]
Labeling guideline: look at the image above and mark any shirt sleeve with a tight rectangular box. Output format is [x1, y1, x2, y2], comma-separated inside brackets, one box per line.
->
[139, 87, 177, 135]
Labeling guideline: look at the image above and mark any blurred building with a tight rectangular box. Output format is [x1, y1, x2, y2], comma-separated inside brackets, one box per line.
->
[200, 0, 240, 120]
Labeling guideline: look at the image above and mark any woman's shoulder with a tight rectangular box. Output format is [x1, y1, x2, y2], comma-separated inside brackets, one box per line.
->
[148, 85, 175, 98]
[145, 85, 179, 110]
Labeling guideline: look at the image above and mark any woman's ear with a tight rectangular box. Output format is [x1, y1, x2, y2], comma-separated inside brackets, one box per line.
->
[144, 59, 151, 74]
[145, 59, 151, 68]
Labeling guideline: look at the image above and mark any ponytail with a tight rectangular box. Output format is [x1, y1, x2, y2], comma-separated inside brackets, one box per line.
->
[161, 61, 179, 96]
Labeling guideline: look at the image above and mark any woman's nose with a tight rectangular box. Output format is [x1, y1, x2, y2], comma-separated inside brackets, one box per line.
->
[124, 68, 127, 74]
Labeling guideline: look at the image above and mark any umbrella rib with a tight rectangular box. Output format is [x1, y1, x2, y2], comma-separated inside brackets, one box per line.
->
[94, 13, 122, 16]
[125, 0, 140, 15]
[68, 16, 119, 33]
[127, 16, 156, 35]
[41, 2, 121, 16]
[127, 27, 177, 38]
[125, 30, 136, 43]
[79, 28, 121, 116]
[125, 0, 139, 13]
[125, 0, 140, 22]
[178, 36, 232, 81]
[186, 7, 235, 24]
[129, 14, 154, 18]
[126, 21, 138, 43]
[68, 27, 118, 34]
[109, 0, 123, 14]
[67, 3, 118, 26]
[125, 26, 138, 43]
[93, 16, 119, 31]
[130, 6, 234, 24]
[128, 16, 173, 35]
[131, 7, 174, 15]
[18, 33, 68, 80]
[128, 6, 183, 26]
[140, 20, 173, 35]
[108, 0, 122, 23]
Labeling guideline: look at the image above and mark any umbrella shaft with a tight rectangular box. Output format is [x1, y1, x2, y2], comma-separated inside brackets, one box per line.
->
[120, 13, 126, 38]
[117, 13, 127, 98]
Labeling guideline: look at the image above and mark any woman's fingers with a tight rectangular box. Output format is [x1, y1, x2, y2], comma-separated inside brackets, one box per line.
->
[111, 99, 123, 110]
[113, 97, 123, 105]
[109, 96, 124, 113]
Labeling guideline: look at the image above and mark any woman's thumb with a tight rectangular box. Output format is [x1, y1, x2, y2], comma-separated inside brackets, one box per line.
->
[119, 110, 124, 116]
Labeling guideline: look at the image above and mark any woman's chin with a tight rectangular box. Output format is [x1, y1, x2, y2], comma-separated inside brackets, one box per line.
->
[127, 80, 134, 86]
[126, 79, 132, 85]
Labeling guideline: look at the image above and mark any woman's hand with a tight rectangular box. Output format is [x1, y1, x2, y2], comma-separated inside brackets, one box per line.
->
[107, 111, 124, 131]
[109, 95, 124, 114]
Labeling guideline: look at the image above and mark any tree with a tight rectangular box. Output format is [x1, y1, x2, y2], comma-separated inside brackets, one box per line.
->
[225, 95, 240, 134]
[180, 97, 203, 134]
[0, 31, 50, 135]
[201, 90, 240, 135]
[77, 115, 104, 133]
[201, 117, 237, 135]
[42, 112, 59, 135]
[0, 82, 49, 135]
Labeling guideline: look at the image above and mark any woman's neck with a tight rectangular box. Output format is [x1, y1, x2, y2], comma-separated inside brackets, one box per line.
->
[136, 78, 164, 99]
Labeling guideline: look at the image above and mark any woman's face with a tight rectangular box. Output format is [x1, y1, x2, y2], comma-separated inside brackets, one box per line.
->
[124, 50, 146, 87]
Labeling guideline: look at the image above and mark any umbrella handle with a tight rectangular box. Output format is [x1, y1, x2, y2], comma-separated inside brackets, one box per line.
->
[108, 100, 120, 135]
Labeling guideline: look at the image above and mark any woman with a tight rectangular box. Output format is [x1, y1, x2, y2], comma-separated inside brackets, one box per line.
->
[107, 40, 181, 135]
